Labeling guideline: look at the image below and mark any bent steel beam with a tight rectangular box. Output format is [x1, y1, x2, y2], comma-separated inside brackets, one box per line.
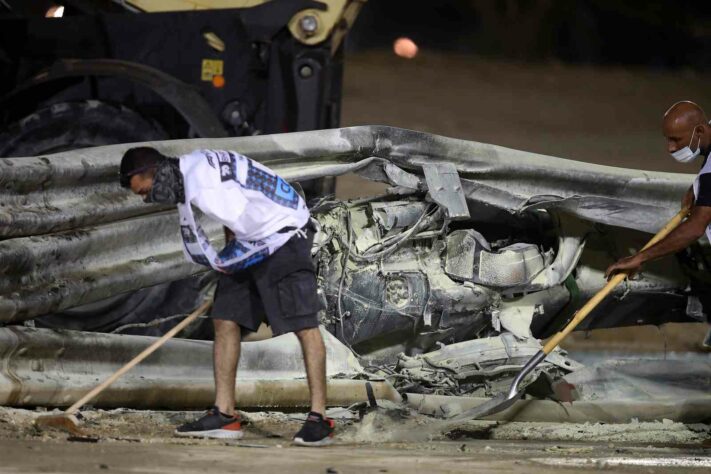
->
[405, 393, 711, 424]
[0, 326, 374, 408]
[0, 126, 695, 322]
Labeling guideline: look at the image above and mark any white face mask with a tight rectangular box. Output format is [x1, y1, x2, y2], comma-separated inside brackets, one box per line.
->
[671, 127, 705, 163]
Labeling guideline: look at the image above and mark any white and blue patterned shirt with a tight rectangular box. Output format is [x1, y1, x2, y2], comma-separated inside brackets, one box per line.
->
[177, 149, 309, 273]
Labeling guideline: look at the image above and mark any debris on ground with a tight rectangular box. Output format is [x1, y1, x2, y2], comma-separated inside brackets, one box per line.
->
[2, 404, 707, 447]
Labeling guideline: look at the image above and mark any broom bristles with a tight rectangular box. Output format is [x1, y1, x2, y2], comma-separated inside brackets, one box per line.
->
[33, 413, 84, 435]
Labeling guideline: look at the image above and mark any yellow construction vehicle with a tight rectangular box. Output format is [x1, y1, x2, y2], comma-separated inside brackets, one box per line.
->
[0, 0, 365, 157]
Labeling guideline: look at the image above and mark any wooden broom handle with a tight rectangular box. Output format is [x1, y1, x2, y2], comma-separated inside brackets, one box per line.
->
[542, 207, 691, 355]
[66, 300, 212, 414]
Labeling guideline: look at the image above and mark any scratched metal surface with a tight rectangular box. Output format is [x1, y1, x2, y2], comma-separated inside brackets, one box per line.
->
[0, 126, 694, 322]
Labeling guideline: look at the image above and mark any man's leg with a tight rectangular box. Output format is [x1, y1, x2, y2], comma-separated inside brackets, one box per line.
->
[213, 318, 241, 416]
[174, 317, 244, 438]
[295, 327, 327, 415]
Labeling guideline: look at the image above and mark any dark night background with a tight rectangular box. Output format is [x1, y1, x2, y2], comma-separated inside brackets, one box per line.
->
[347, 0, 711, 70]
[3, 1, 711, 69]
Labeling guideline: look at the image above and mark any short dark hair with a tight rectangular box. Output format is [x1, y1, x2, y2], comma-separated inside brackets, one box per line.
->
[119, 147, 169, 188]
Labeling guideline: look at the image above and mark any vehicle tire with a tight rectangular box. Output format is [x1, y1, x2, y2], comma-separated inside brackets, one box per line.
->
[0, 101, 212, 338]
[0, 100, 167, 156]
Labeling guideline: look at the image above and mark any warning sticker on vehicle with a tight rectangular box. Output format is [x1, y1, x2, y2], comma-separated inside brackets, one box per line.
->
[201, 59, 224, 81]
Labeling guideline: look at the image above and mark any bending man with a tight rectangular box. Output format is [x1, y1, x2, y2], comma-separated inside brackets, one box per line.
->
[119, 147, 333, 446]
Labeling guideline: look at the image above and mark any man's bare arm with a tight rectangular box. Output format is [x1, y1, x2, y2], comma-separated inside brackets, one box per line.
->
[682, 185, 695, 210]
[605, 206, 711, 279]
[637, 206, 711, 262]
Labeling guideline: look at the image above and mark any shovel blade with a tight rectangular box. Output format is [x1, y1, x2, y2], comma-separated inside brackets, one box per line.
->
[446, 390, 524, 423]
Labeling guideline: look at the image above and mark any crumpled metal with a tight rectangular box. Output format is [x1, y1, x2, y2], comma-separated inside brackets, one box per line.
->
[0, 325, 365, 408]
[0, 126, 694, 322]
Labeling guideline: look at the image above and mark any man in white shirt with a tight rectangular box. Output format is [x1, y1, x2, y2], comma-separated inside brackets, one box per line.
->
[120, 147, 334, 446]
[606, 101, 711, 347]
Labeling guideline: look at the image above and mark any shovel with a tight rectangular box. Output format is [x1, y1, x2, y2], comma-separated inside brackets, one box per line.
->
[446, 206, 691, 423]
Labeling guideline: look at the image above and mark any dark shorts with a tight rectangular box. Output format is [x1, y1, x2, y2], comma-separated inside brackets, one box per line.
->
[211, 228, 321, 336]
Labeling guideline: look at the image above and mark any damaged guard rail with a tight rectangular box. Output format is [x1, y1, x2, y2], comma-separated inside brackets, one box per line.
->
[0, 126, 694, 322]
[0, 326, 405, 409]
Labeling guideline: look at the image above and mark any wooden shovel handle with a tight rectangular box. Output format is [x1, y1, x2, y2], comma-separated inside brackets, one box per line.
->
[542, 207, 691, 355]
[65, 300, 212, 414]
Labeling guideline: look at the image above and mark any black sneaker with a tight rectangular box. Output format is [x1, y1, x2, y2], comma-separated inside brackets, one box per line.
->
[175, 406, 243, 439]
[293, 412, 334, 447]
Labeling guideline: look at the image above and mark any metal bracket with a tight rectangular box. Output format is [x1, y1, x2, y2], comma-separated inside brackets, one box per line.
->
[422, 163, 470, 220]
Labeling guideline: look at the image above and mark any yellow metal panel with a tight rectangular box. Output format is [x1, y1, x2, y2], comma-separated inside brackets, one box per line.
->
[329, 0, 366, 54]
[126, 1, 268, 12]
[287, 0, 347, 45]
[127, 0, 365, 52]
